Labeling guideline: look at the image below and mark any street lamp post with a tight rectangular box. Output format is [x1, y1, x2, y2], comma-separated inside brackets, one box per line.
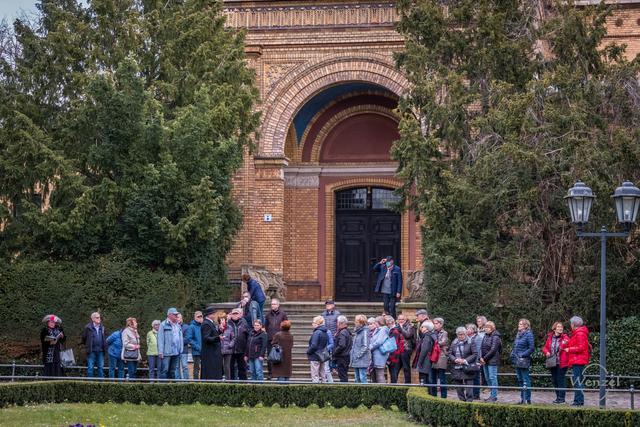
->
[565, 181, 640, 409]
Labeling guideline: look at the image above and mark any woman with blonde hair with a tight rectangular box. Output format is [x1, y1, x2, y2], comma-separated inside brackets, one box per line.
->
[121, 317, 142, 379]
[307, 316, 329, 383]
[350, 314, 371, 383]
[511, 318, 535, 404]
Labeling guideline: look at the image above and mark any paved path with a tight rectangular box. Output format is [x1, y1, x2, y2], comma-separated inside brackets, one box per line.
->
[440, 388, 636, 409]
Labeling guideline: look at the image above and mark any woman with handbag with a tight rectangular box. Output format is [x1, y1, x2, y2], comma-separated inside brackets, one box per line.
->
[511, 318, 535, 404]
[121, 317, 142, 379]
[271, 320, 293, 381]
[307, 316, 329, 383]
[40, 314, 66, 378]
[542, 321, 570, 404]
[449, 326, 479, 402]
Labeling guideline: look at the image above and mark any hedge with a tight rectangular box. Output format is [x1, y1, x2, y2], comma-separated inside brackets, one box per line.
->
[406, 388, 640, 427]
[0, 382, 409, 411]
[0, 256, 231, 361]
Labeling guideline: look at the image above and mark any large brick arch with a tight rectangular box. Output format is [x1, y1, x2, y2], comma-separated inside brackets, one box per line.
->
[260, 53, 409, 157]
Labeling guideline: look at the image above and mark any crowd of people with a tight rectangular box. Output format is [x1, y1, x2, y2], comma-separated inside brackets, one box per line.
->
[40, 275, 592, 406]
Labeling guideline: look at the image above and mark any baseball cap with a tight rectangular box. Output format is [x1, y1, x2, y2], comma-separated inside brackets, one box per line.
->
[167, 307, 180, 315]
[416, 309, 428, 317]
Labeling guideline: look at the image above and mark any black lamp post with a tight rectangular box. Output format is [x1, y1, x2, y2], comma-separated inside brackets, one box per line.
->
[565, 180, 640, 409]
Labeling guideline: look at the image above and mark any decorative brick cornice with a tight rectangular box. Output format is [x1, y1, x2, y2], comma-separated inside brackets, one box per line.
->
[224, 2, 398, 30]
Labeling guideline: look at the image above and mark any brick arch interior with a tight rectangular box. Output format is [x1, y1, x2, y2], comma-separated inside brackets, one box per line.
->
[297, 92, 398, 164]
[260, 55, 408, 157]
[321, 177, 410, 301]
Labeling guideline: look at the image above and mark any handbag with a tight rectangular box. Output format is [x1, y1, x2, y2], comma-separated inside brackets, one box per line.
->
[380, 335, 398, 354]
[60, 348, 75, 367]
[545, 355, 557, 369]
[514, 356, 531, 369]
[268, 344, 283, 364]
[122, 348, 140, 362]
[315, 348, 331, 363]
[463, 362, 481, 374]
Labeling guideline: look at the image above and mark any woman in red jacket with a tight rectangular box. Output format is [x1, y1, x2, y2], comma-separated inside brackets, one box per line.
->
[562, 316, 590, 406]
[542, 321, 570, 404]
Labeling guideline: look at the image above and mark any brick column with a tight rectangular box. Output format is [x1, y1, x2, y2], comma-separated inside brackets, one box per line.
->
[252, 157, 288, 274]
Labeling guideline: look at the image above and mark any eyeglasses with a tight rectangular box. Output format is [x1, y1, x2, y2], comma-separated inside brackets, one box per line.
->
[196, 315, 203, 318]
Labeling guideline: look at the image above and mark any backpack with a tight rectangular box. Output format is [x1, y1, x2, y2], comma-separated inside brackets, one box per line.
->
[429, 337, 441, 363]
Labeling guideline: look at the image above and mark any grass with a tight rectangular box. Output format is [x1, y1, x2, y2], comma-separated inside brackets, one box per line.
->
[0, 403, 418, 426]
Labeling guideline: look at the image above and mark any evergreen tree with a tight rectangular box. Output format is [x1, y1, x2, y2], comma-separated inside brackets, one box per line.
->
[0, 0, 258, 300]
[394, 0, 640, 331]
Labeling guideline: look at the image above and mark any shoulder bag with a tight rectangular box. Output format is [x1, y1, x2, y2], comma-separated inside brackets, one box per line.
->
[268, 344, 283, 364]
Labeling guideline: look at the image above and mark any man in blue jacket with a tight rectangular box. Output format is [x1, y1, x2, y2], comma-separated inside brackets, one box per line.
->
[242, 273, 266, 323]
[185, 311, 203, 379]
[373, 255, 402, 319]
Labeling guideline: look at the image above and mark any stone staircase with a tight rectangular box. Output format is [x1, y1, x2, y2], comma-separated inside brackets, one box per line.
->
[209, 301, 425, 381]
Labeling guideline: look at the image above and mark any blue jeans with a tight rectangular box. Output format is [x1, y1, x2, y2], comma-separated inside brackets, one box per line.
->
[472, 370, 481, 399]
[430, 368, 447, 398]
[176, 353, 189, 379]
[108, 355, 124, 379]
[550, 366, 567, 401]
[572, 364, 585, 405]
[160, 355, 179, 379]
[516, 367, 531, 402]
[354, 367, 368, 383]
[87, 351, 105, 378]
[483, 365, 499, 399]
[148, 356, 159, 380]
[247, 358, 264, 381]
[126, 361, 138, 379]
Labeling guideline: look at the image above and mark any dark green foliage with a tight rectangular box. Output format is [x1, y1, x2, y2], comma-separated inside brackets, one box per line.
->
[407, 388, 639, 427]
[0, 0, 258, 273]
[394, 1, 640, 334]
[0, 382, 408, 411]
[0, 256, 231, 360]
[590, 316, 640, 377]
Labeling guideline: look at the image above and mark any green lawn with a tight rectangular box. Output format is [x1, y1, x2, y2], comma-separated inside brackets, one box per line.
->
[0, 403, 418, 426]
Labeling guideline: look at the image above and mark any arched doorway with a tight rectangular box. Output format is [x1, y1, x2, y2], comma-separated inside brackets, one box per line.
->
[335, 187, 401, 301]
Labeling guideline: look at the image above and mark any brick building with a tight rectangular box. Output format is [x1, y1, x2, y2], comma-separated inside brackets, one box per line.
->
[223, 0, 640, 302]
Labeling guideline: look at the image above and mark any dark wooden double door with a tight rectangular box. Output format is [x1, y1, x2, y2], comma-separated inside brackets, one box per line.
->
[335, 211, 401, 302]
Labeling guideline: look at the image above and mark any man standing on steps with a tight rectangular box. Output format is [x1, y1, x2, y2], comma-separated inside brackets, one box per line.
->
[264, 298, 288, 380]
[321, 300, 340, 383]
[373, 255, 403, 319]
[242, 273, 266, 324]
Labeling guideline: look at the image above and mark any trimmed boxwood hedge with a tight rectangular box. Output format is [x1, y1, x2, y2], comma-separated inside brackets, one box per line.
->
[0, 381, 408, 411]
[406, 388, 640, 427]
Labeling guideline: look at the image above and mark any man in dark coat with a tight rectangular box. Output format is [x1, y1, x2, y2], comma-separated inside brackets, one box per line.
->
[264, 298, 288, 380]
[81, 312, 107, 378]
[200, 306, 223, 380]
[373, 256, 402, 318]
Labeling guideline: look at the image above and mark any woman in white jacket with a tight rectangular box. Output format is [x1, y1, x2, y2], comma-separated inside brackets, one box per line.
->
[121, 317, 142, 379]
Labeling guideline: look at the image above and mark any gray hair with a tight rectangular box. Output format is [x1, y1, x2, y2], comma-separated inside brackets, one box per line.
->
[367, 317, 377, 325]
[421, 320, 434, 331]
[476, 315, 487, 323]
[271, 298, 280, 304]
[337, 315, 348, 325]
[375, 315, 386, 326]
[152, 320, 161, 327]
[466, 323, 477, 333]
[570, 316, 584, 327]
[455, 326, 467, 336]
[433, 317, 444, 325]
[385, 315, 395, 325]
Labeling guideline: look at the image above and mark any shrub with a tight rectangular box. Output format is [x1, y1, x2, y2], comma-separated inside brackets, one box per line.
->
[407, 388, 639, 427]
[0, 257, 231, 361]
[590, 316, 640, 377]
[0, 381, 408, 411]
